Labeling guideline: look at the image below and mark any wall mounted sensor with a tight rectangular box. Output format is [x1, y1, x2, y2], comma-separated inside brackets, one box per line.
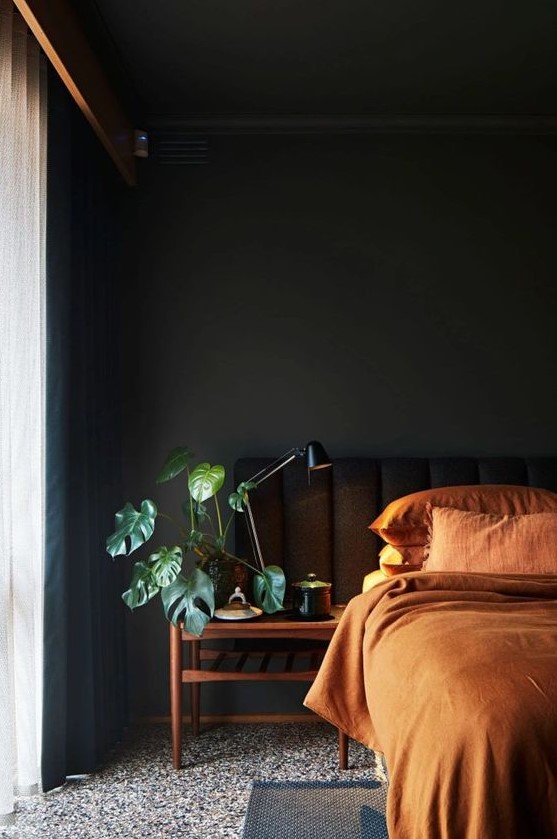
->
[133, 129, 149, 158]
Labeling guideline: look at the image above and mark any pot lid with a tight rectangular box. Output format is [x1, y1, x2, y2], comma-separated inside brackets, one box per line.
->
[214, 587, 262, 621]
[293, 572, 331, 589]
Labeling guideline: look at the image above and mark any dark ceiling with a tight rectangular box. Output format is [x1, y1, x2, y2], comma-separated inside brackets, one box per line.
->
[78, 0, 557, 125]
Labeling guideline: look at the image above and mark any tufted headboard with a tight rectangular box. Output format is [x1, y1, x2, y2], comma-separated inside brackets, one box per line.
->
[234, 456, 557, 604]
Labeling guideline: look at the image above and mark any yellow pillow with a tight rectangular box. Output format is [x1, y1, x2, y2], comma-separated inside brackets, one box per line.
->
[379, 544, 424, 571]
[362, 569, 388, 593]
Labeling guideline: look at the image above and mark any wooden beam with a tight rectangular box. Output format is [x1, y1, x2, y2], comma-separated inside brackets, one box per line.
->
[13, 0, 136, 185]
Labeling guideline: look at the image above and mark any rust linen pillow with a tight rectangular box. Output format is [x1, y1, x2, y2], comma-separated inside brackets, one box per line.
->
[425, 506, 557, 574]
[369, 484, 557, 547]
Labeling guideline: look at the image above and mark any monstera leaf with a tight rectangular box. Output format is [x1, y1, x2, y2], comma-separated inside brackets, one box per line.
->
[161, 568, 215, 636]
[122, 560, 160, 609]
[149, 545, 183, 588]
[156, 447, 193, 484]
[106, 500, 158, 558]
[253, 565, 286, 614]
[228, 480, 257, 512]
[188, 463, 225, 503]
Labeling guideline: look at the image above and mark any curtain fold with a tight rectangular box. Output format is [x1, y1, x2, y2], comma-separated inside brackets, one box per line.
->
[42, 69, 127, 792]
[0, 1, 46, 823]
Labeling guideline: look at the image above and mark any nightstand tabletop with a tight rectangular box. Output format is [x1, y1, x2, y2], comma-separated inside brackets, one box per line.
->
[180, 604, 346, 641]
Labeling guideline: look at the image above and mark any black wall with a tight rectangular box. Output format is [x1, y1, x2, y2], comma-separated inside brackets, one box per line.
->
[119, 132, 557, 717]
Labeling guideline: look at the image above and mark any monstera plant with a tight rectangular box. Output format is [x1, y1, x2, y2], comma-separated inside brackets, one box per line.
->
[106, 446, 286, 636]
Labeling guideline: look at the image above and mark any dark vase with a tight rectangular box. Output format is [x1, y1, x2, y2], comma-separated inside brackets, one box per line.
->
[199, 555, 249, 609]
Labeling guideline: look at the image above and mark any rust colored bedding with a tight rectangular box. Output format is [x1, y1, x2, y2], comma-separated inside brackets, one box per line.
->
[304, 572, 557, 839]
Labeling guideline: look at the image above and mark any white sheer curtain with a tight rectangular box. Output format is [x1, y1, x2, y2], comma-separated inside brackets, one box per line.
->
[0, 0, 46, 825]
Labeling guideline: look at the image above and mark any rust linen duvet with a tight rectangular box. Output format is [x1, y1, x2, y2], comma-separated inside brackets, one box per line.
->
[304, 572, 557, 839]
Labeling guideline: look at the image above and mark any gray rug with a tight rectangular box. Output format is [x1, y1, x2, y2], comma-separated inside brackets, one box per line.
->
[242, 778, 388, 839]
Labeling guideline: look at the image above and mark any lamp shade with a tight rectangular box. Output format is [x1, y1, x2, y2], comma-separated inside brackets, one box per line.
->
[305, 440, 332, 470]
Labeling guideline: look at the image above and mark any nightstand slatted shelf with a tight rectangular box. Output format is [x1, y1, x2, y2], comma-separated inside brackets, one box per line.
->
[192, 647, 327, 680]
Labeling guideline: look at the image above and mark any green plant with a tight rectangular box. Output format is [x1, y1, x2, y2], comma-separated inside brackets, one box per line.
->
[106, 446, 286, 636]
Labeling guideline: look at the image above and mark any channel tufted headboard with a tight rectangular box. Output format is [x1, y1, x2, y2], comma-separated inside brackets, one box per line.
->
[234, 456, 557, 604]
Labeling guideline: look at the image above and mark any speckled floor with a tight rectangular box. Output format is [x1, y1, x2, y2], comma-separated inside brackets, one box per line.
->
[1, 723, 386, 839]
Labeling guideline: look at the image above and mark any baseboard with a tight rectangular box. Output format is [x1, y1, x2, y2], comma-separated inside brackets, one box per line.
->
[141, 712, 326, 726]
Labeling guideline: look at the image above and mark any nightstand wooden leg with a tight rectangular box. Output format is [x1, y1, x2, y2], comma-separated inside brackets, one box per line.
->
[338, 729, 348, 769]
[190, 640, 200, 737]
[170, 623, 182, 769]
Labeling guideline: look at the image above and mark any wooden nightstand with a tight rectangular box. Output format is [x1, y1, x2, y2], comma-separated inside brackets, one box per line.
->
[169, 605, 347, 769]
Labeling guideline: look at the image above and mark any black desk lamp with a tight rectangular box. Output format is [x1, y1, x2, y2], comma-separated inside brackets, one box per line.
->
[243, 440, 331, 571]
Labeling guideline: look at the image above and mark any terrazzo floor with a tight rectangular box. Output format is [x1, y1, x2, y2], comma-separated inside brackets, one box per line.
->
[2, 723, 386, 839]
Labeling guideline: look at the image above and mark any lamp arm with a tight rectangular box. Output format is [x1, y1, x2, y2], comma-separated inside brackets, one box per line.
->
[247, 447, 304, 486]
[243, 446, 305, 571]
[244, 497, 265, 572]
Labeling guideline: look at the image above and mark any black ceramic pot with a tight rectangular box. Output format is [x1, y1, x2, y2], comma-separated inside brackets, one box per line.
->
[291, 573, 332, 620]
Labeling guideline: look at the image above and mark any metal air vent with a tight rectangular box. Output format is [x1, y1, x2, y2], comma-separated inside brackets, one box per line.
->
[152, 133, 208, 165]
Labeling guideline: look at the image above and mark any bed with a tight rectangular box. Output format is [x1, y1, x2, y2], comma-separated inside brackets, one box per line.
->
[235, 455, 557, 838]
[305, 570, 557, 838]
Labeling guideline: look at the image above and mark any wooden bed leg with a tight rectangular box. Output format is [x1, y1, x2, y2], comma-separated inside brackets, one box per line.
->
[338, 729, 348, 769]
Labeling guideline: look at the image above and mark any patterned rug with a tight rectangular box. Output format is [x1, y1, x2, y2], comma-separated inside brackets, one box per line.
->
[242, 778, 388, 839]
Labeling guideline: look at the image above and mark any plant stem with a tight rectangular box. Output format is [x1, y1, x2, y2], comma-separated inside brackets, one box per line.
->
[187, 467, 194, 529]
[222, 551, 262, 576]
[214, 492, 223, 536]
[222, 511, 235, 540]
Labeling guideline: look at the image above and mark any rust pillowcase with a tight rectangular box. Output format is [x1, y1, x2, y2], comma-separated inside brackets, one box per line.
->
[369, 484, 557, 547]
[425, 506, 557, 574]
